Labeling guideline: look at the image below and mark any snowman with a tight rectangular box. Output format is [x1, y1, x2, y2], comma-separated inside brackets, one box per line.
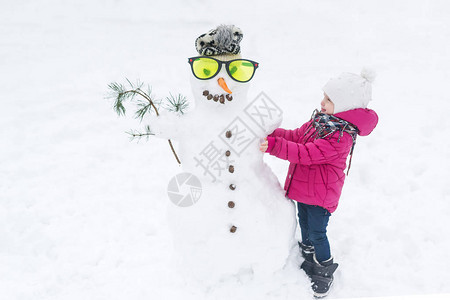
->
[150, 25, 297, 284]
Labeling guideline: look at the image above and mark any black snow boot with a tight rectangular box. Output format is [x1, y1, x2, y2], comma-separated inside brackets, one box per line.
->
[298, 242, 315, 276]
[310, 256, 338, 298]
[298, 241, 314, 259]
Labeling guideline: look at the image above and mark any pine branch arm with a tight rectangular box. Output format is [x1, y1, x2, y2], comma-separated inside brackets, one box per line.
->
[110, 84, 182, 165]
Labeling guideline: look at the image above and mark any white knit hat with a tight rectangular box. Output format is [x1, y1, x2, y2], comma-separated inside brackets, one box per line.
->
[322, 68, 376, 114]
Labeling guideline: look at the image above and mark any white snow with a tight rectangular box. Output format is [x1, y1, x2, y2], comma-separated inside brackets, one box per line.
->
[1, 0, 450, 299]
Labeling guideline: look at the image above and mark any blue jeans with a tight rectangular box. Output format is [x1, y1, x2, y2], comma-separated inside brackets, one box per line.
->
[297, 202, 331, 263]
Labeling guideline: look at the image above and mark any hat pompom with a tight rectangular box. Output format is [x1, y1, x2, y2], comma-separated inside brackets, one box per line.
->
[215, 25, 240, 49]
[361, 67, 376, 83]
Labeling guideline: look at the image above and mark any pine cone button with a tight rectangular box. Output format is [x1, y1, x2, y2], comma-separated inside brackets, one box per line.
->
[230, 225, 237, 233]
[225, 131, 232, 138]
[203, 90, 209, 96]
[228, 201, 235, 208]
[207, 94, 213, 100]
[229, 184, 236, 190]
[228, 165, 234, 173]
[225, 150, 231, 157]
[226, 94, 233, 101]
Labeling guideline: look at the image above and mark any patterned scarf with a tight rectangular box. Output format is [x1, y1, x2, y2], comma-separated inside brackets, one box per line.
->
[303, 110, 359, 174]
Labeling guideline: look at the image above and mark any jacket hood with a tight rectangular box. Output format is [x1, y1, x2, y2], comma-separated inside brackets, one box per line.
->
[334, 108, 378, 136]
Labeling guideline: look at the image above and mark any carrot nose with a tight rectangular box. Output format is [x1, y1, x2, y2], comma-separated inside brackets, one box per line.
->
[217, 77, 232, 94]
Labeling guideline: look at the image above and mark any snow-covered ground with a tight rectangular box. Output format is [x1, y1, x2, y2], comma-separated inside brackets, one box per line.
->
[1, 0, 450, 299]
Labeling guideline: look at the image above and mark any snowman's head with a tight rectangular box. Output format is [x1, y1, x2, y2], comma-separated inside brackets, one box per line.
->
[188, 25, 259, 114]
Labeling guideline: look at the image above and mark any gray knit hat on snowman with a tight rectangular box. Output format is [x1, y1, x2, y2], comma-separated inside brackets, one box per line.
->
[195, 25, 243, 61]
[323, 68, 376, 114]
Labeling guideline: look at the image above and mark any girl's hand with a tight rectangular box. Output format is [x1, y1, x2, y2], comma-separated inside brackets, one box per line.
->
[260, 137, 268, 153]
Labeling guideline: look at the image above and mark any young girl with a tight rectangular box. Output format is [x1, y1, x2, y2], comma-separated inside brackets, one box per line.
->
[260, 69, 378, 298]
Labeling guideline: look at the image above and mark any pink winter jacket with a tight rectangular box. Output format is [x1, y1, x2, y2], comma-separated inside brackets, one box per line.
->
[266, 108, 378, 213]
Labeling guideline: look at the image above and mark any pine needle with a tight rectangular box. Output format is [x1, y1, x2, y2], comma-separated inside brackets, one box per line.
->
[126, 125, 154, 142]
[107, 78, 156, 119]
[164, 93, 189, 115]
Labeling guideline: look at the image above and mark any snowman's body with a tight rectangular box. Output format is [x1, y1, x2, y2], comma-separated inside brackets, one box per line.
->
[152, 57, 297, 284]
